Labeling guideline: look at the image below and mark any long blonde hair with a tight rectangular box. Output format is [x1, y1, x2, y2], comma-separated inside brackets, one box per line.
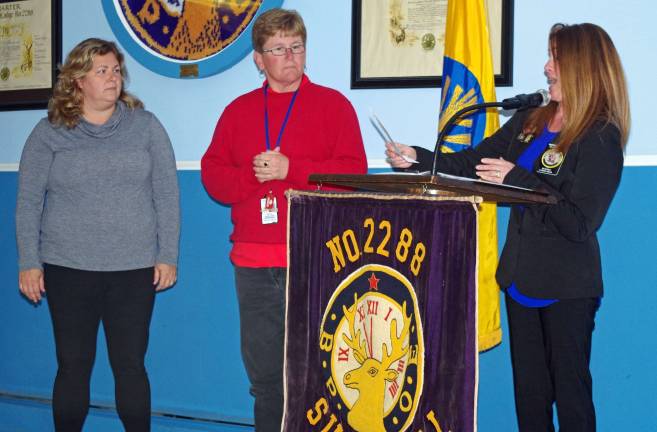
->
[524, 23, 630, 152]
[48, 38, 143, 128]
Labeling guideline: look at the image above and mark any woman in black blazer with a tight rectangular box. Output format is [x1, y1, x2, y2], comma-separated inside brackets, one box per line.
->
[386, 23, 630, 431]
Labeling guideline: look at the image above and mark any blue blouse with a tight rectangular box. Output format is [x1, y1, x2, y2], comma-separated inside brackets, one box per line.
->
[506, 127, 558, 307]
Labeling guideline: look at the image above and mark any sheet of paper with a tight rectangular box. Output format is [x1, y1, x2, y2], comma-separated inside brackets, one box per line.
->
[369, 110, 419, 164]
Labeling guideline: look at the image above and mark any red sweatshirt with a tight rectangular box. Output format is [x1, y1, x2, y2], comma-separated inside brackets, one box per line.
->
[201, 75, 367, 265]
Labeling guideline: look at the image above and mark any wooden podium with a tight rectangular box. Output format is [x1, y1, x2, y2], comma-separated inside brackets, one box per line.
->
[287, 173, 552, 431]
[309, 173, 556, 204]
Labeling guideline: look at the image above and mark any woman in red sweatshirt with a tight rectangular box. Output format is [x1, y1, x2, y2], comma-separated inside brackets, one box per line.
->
[200, 8, 366, 431]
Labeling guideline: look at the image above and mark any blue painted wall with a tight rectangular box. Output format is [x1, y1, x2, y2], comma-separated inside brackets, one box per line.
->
[2, 168, 656, 431]
[1, 1, 656, 431]
[0, 171, 253, 430]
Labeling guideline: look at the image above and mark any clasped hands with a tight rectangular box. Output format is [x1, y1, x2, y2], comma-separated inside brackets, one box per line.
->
[384, 142, 514, 183]
[253, 147, 289, 183]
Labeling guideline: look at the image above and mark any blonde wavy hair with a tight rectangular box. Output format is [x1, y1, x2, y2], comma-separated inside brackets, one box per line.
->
[48, 38, 143, 128]
[524, 23, 630, 152]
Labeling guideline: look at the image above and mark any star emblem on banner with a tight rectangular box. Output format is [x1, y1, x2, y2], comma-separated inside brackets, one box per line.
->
[368, 273, 380, 291]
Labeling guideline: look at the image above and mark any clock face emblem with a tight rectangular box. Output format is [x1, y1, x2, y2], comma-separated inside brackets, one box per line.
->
[319, 264, 424, 432]
[102, 0, 283, 78]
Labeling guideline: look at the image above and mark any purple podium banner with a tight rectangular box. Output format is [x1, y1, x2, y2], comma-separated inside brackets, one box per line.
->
[283, 192, 478, 432]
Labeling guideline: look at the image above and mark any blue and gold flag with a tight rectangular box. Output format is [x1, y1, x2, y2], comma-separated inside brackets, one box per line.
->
[283, 191, 478, 432]
[440, 0, 501, 351]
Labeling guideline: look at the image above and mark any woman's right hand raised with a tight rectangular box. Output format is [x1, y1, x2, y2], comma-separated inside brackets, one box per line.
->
[384, 142, 417, 169]
[19, 268, 45, 303]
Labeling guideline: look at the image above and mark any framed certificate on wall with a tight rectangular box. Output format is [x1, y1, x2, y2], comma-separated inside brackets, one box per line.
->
[0, 0, 61, 110]
[351, 0, 513, 89]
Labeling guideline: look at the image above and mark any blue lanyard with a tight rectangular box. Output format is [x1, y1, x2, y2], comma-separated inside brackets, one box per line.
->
[514, 127, 558, 214]
[263, 84, 299, 150]
[516, 127, 558, 171]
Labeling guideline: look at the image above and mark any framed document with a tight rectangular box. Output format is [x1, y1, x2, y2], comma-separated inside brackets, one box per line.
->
[0, 0, 61, 110]
[351, 0, 513, 89]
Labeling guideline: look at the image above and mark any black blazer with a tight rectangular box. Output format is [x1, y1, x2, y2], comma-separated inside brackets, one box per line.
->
[412, 110, 623, 299]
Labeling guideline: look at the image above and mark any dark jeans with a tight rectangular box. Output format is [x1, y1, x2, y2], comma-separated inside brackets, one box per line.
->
[44, 264, 155, 432]
[506, 293, 598, 432]
[234, 266, 286, 432]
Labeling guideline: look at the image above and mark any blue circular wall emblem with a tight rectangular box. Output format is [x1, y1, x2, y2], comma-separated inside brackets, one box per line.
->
[102, 0, 283, 78]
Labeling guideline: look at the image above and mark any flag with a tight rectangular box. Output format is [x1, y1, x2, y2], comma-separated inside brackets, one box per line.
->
[439, 0, 501, 351]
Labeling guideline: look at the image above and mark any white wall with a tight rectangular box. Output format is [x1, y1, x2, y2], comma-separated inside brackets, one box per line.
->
[1, 0, 655, 165]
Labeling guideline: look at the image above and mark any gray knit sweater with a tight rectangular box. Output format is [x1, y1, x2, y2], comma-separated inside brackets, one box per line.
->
[16, 102, 180, 271]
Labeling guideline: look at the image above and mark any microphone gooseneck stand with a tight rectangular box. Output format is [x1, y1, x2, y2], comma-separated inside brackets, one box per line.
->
[431, 101, 508, 176]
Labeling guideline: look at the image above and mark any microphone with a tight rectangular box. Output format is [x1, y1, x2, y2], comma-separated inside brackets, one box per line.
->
[430, 89, 551, 175]
[501, 89, 550, 109]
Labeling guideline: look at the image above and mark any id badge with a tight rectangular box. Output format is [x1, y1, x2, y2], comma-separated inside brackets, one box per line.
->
[260, 191, 278, 224]
[537, 143, 565, 176]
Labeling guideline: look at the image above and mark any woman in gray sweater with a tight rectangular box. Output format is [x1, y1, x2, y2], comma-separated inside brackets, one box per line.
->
[15, 38, 180, 431]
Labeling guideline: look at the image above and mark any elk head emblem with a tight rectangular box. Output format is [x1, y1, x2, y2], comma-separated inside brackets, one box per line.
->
[341, 293, 411, 432]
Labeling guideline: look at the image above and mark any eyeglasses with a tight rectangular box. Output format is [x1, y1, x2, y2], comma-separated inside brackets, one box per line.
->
[262, 43, 306, 56]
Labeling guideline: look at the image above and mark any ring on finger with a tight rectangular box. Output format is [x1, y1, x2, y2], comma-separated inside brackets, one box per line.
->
[263, 161, 269, 167]
[496, 170, 501, 178]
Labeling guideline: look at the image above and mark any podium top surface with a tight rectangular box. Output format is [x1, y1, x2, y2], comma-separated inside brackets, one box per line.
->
[309, 173, 557, 205]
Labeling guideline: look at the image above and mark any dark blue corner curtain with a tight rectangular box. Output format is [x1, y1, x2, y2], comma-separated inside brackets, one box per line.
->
[284, 191, 478, 432]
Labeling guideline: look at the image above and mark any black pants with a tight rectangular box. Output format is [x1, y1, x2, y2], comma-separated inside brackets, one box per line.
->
[506, 293, 598, 432]
[44, 264, 155, 432]
[234, 266, 286, 432]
